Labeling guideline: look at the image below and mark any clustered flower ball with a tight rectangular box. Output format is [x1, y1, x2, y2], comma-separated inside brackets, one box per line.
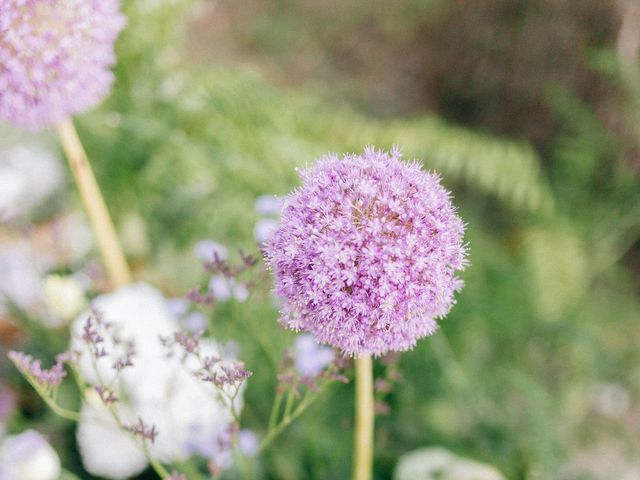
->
[0, 0, 125, 130]
[266, 147, 467, 356]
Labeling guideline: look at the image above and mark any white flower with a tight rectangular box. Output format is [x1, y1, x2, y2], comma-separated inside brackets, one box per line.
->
[71, 283, 178, 399]
[43, 274, 86, 325]
[0, 430, 61, 480]
[76, 394, 147, 480]
[394, 447, 504, 480]
[72, 283, 244, 478]
[0, 146, 62, 222]
[0, 242, 43, 317]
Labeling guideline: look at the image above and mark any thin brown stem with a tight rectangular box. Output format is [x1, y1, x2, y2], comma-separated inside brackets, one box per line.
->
[57, 118, 132, 287]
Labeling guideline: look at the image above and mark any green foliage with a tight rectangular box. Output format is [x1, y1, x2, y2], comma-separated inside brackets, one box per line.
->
[6, 1, 639, 479]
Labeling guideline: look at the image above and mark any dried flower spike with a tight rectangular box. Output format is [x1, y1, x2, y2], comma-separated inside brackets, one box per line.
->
[266, 147, 468, 356]
[8, 351, 68, 389]
[0, 0, 126, 129]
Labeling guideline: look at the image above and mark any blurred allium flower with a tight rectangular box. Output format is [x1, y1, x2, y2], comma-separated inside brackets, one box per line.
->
[0, 0, 126, 129]
[0, 430, 61, 480]
[71, 283, 245, 479]
[266, 147, 467, 356]
[0, 145, 62, 222]
[294, 334, 334, 377]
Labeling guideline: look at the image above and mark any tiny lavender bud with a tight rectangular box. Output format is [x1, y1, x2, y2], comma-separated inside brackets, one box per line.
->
[124, 417, 158, 444]
[266, 147, 468, 356]
[0, 0, 126, 130]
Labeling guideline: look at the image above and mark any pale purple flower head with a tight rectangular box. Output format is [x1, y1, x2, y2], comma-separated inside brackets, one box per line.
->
[0, 0, 126, 130]
[294, 334, 334, 377]
[266, 147, 467, 356]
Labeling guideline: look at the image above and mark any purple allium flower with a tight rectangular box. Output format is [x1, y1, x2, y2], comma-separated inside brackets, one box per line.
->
[294, 334, 334, 377]
[0, 0, 126, 130]
[266, 147, 467, 356]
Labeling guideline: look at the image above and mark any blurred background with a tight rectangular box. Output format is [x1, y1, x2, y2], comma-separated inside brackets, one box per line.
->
[1, 0, 640, 478]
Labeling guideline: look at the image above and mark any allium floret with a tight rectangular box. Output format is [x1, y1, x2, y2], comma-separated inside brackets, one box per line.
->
[0, 0, 126, 129]
[266, 147, 468, 356]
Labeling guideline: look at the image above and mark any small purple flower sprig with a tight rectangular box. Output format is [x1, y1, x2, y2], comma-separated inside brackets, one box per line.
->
[188, 241, 262, 310]
[259, 335, 349, 452]
[373, 352, 403, 416]
[7, 350, 79, 421]
[9, 307, 174, 479]
[162, 329, 252, 423]
[74, 307, 184, 478]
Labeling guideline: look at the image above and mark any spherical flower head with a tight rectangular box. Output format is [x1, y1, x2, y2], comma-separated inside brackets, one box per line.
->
[0, 0, 126, 130]
[266, 147, 468, 356]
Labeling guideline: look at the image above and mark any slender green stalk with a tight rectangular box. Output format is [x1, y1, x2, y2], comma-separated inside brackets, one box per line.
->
[259, 383, 331, 452]
[353, 355, 374, 480]
[268, 392, 284, 430]
[283, 388, 296, 420]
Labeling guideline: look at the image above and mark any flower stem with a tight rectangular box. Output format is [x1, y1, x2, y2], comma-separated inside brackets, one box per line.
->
[353, 355, 374, 480]
[268, 392, 283, 430]
[259, 382, 331, 452]
[57, 118, 132, 288]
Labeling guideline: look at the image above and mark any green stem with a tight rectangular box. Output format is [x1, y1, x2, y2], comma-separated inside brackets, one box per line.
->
[268, 392, 284, 430]
[283, 388, 296, 420]
[259, 383, 331, 452]
[25, 377, 80, 422]
[353, 355, 374, 480]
